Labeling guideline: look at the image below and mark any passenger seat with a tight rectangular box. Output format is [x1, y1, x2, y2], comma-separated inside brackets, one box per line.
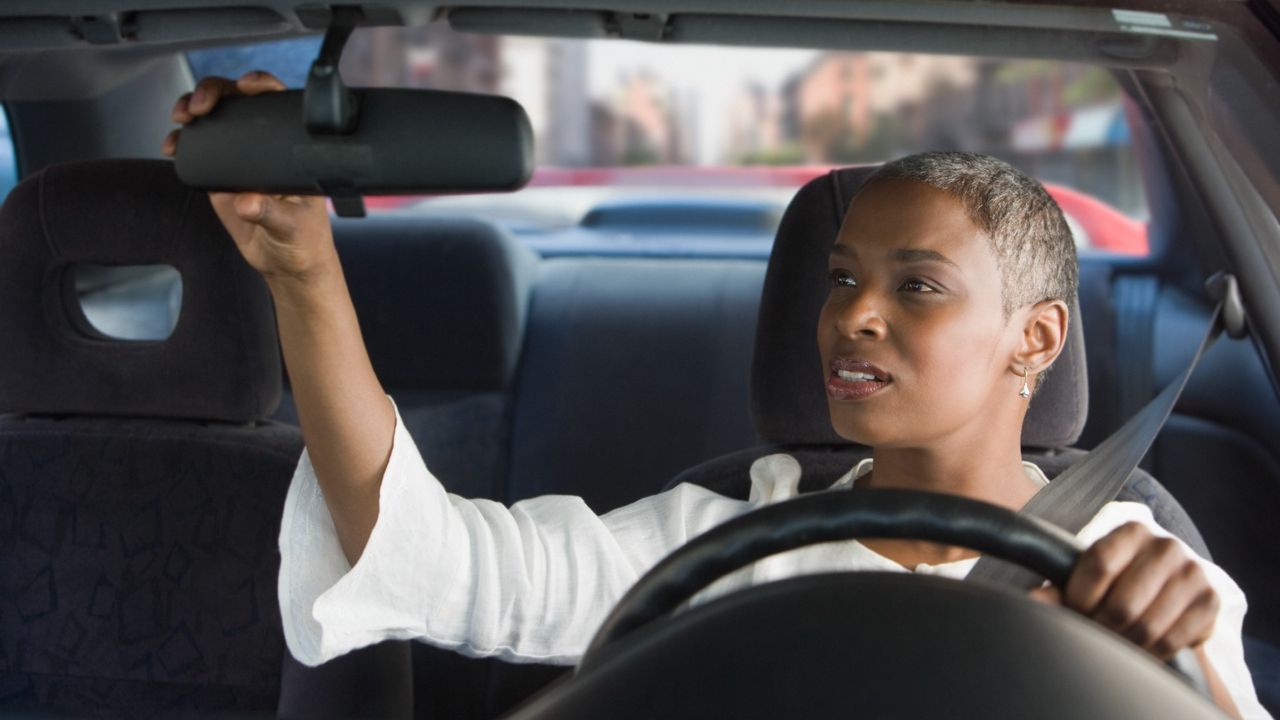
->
[0, 159, 302, 717]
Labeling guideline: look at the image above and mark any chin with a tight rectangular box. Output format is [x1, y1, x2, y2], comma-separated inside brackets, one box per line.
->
[828, 404, 899, 447]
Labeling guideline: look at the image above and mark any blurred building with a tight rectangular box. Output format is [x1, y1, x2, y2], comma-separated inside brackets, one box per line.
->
[726, 82, 782, 161]
[787, 52, 977, 162]
[500, 38, 591, 166]
[673, 87, 701, 166]
[343, 28, 593, 166]
[612, 71, 687, 164]
[341, 25, 500, 92]
[546, 41, 591, 167]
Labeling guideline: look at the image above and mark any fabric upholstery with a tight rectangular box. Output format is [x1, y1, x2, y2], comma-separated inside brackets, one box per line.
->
[751, 167, 1089, 449]
[1155, 415, 1280, 646]
[276, 218, 538, 498]
[331, 216, 538, 393]
[0, 159, 303, 718]
[332, 218, 535, 499]
[0, 159, 281, 423]
[507, 257, 765, 512]
[0, 418, 301, 716]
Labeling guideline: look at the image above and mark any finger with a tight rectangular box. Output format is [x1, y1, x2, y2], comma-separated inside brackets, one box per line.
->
[1065, 522, 1148, 615]
[162, 129, 180, 157]
[187, 76, 239, 116]
[1150, 591, 1218, 661]
[1143, 572, 1219, 660]
[233, 193, 300, 238]
[171, 92, 195, 124]
[1091, 535, 1186, 635]
[1119, 557, 1205, 650]
[233, 192, 271, 223]
[235, 70, 288, 94]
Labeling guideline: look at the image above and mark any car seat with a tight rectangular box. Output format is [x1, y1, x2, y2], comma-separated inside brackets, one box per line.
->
[667, 166, 1211, 557]
[0, 159, 303, 716]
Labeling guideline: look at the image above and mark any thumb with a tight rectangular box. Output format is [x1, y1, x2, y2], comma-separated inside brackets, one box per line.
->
[233, 193, 297, 237]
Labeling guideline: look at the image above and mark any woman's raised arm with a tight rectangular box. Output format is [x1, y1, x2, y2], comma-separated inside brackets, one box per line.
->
[164, 71, 393, 566]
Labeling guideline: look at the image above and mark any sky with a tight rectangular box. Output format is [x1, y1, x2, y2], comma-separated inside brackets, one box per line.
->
[585, 41, 818, 164]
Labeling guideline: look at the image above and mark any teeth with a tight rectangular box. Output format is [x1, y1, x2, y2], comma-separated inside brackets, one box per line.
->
[837, 370, 880, 382]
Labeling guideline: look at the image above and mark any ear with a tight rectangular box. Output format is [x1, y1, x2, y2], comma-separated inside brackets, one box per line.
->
[1011, 300, 1069, 381]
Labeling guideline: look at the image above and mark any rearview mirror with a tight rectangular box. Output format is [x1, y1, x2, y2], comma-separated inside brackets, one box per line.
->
[174, 88, 534, 209]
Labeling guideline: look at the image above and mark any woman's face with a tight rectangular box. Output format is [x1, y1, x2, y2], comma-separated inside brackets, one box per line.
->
[818, 178, 1023, 448]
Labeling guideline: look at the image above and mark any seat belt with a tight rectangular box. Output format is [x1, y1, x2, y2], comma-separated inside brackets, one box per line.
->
[966, 272, 1248, 589]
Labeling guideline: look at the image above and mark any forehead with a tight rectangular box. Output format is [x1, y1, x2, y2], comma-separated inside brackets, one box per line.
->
[834, 178, 992, 264]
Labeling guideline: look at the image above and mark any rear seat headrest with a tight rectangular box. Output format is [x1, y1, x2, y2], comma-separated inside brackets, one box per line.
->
[0, 159, 281, 423]
[331, 217, 537, 393]
[752, 166, 1088, 449]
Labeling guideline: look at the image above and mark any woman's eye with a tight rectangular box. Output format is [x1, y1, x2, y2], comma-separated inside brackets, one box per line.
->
[829, 269, 857, 288]
[900, 279, 935, 293]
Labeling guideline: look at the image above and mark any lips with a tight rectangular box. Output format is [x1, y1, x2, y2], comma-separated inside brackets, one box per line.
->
[826, 358, 892, 401]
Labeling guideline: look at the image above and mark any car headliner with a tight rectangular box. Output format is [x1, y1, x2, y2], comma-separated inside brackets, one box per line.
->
[0, 0, 1250, 63]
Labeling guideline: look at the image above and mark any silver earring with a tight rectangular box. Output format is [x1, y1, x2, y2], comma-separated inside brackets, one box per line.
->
[1019, 366, 1031, 399]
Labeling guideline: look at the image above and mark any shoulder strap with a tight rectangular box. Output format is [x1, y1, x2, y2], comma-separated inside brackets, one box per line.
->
[966, 273, 1245, 589]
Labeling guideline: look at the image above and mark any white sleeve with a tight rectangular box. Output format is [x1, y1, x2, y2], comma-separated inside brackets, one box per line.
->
[1081, 503, 1272, 719]
[277, 399, 751, 668]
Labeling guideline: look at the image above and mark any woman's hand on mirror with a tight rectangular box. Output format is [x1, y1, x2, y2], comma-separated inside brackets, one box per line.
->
[162, 71, 337, 289]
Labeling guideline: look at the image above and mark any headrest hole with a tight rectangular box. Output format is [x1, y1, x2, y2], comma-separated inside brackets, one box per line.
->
[73, 264, 182, 341]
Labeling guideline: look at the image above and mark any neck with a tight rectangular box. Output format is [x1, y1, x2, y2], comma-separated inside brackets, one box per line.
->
[855, 422, 1040, 568]
[863, 443, 1037, 513]
[861, 401, 1038, 512]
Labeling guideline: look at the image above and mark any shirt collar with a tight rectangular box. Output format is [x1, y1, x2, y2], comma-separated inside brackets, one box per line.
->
[828, 458, 1051, 491]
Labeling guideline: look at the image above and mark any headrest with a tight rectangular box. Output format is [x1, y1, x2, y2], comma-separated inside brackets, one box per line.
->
[331, 217, 537, 392]
[751, 167, 1088, 449]
[0, 159, 281, 423]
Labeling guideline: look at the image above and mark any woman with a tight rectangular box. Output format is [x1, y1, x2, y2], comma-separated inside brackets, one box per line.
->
[165, 72, 1267, 717]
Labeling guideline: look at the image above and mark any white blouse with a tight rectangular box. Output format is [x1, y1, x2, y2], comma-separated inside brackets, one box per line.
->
[278, 401, 1269, 718]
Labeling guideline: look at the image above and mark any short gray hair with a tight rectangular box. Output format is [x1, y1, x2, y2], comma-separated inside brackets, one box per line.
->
[865, 151, 1078, 317]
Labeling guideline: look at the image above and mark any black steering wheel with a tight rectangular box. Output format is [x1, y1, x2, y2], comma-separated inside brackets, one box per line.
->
[506, 489, 1221, 720]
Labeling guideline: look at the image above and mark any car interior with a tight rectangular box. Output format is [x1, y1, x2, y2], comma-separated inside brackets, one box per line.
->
[0, 0, 1278, 718]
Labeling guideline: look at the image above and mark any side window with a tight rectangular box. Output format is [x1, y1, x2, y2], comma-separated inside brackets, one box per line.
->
[0, 107, 18, 204]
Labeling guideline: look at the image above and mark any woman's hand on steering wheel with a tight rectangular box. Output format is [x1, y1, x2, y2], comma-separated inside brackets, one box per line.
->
[1030, 522, 1240, 717]
[1029, 522, 1218, 661]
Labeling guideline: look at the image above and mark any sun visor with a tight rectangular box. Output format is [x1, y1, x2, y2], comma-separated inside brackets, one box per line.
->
[174, 88, 534, 214]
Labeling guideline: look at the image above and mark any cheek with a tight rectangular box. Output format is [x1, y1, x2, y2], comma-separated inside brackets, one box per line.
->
[897, 310, 1002, 402]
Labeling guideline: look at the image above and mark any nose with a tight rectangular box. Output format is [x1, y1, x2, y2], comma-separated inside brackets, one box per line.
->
[830, 289, 887, 340]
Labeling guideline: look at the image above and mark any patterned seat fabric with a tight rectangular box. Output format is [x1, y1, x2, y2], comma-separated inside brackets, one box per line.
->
[0, 159, 303, 717]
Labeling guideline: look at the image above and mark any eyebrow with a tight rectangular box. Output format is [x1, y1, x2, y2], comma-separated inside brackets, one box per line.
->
[892, 248, 961, 270]
[830, 244, 961, 271]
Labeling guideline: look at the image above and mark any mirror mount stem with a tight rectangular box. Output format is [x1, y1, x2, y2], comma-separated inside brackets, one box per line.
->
[305, 6, 362, 135]
[305, 6, 367, 217]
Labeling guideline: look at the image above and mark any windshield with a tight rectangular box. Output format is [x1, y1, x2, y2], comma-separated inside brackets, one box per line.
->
[189, 28, 1151, 257]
